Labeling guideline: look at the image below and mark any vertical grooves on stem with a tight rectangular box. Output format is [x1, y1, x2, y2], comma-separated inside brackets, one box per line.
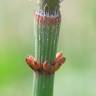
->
[33, 22, 61, 96]
[33, 73, 54, 96]
[33, 0, 61, 96]
[40, 24, 42, 63]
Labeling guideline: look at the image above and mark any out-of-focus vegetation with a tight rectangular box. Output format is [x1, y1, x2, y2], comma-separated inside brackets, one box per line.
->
[0, 0, 96, 96]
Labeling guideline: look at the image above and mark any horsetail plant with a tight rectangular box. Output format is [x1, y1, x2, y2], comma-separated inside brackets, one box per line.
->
[26, 0, 65, 96]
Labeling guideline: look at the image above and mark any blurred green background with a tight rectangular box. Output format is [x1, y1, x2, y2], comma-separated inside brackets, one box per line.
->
[0, 0, 96, 96]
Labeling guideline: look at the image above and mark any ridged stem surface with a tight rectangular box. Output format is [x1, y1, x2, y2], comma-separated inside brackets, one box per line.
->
[33, 0, 61, 96]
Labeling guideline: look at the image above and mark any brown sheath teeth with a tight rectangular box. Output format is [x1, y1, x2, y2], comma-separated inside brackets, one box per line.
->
[26, 52, 65, 74]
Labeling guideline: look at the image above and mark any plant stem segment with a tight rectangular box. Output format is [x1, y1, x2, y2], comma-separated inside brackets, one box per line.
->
[27, 0, 64, 96]
[33, 16, 61, 96]
[33, 72, 54, 96]
[39, 0, 60, 13]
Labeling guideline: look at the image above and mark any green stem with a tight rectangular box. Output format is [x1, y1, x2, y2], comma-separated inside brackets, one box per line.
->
[39, 0, 60, 13]
[33, 0, 61, 96]
[33, 72, 54, 96]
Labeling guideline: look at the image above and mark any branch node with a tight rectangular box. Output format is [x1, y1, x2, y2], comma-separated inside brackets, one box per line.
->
[26, 52, 66, 75]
